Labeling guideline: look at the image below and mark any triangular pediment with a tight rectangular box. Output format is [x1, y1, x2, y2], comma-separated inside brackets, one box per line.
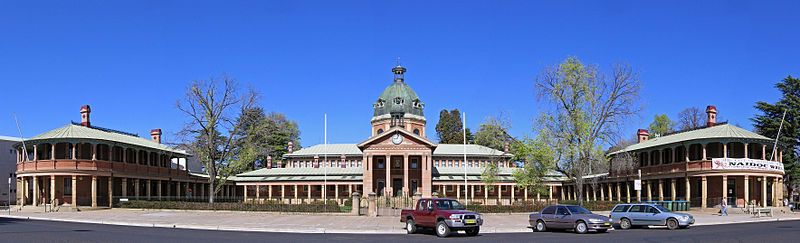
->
[357, 127, 437, 149]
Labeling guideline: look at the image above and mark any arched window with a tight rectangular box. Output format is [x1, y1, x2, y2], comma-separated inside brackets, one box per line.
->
[377, 129, 384, 135]
[413, 129, 420, 135]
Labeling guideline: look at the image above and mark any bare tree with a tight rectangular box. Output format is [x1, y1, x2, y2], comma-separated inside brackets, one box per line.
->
[177, 75, 257, 203]
[677, 107, 703, 130]
[535, 57, 641, 204]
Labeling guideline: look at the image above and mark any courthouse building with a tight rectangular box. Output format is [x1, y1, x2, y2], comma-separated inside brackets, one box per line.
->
[234, 65, 567, 204]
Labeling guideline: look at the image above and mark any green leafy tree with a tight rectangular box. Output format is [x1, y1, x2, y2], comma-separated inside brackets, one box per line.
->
[435, 109, 472, 144]
[648, 114, 675, 137]
[535, 57, 641, 204]
[233, 109, 301, 170]
[512, 135, 556, 197]
[752, 76, 800, 196]
[475, 116, 514, 151]
[481, 160, 499, 192]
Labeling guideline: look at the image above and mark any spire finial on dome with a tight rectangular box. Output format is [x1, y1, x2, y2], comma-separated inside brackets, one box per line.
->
[392, 58, 406, 83]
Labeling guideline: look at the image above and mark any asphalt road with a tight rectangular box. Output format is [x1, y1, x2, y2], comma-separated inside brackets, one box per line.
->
[1, 217, 799, 243]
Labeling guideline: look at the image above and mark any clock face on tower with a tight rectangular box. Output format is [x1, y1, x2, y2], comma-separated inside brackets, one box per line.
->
[391, 133, 403, 145]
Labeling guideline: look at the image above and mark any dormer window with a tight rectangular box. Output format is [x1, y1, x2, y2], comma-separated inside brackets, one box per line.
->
[394, 97, 404, 105]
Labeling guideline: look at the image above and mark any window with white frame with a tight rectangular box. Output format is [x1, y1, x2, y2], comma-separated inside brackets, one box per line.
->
[411, 158, 418, 169]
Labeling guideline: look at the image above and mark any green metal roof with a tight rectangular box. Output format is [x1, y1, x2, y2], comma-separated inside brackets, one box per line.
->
[433, 167, 568, 182]
[236, 166, 364, 177]
[610, 124, 773, 155]
[283, 144, 362, 158]
[25, 124, 188, 155]
[373, 80, 424, 117]
[433, 144, 511, 157]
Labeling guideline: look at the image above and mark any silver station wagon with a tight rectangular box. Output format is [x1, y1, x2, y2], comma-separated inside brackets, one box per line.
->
[610, 204, 694, 230]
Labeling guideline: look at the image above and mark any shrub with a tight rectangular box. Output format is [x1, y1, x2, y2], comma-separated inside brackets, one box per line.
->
[118, 200, 343, 213]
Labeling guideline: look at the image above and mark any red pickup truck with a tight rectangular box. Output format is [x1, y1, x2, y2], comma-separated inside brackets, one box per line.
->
[400, 198, 483, 237]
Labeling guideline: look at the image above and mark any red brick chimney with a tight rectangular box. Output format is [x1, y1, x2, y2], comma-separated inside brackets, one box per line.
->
[287, 141, 294, 153]
[504, 142, 510, 153]
[266, 155, 273, 169]
[80, 105, 91, 127]
[637, 129, 650, 143]
[150, 129, 162, 144]
[706, 105, 717, 127]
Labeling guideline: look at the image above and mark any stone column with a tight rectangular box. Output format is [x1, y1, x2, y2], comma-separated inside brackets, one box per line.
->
[385, 155, 391, 197]
[146, 180, 151, 200]
[244, 185, 249, 202]
[92, 143, 97, 161]
[523, 187, 528, 201]
[762, 176, 768, 207]
[616, 182, 622, 202]
[744, 143, 749, 159]
[403, 154, 409, 197]
[50, 175, 56, 205]
[702, 144, 707, 160]
[484, 185, 489, 200]
[471, 185, 476, 201]
[71, 176, 77, 207]
[351, 192, 361, 215]
[456, 184, 461, 199]
[600, 184, 605, 201]
[722, 175, 728, 205]
[549, 186, 553, 200]
[723, 143, 728, 158]
[157, 180, 162, 200]
[762, 145, 767, 160]
[269, 185, 273, 200]
[658, 179, 664, 201]
[646, 180, 652, 201]
[591, 185, 596, 201]
[744, 176, 749, 206]
[335, 184, 339, 201]
[91, 176, 97, 208]
[511, 185, 516, 202]
[33, 145, 38, 161]
[685, 177, 691, 204]
[626, 182, 631, 203]
[108, 177, 113, 207]
[670, 179, 677, 201]
[701, 176, 708, 208]
[307, 185, 311, 201]
[121, 178, 127, 197]
[134, 179, 140, 199]
[32, 176, 38, 206]
[368, 192, 377, 217]
[294, 185, 298, 200]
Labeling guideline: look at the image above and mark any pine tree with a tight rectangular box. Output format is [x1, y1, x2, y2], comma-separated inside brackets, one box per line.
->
[752, 76, 800, 195]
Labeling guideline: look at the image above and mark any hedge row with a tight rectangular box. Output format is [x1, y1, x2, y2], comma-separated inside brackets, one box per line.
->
[118, 200, 345, 213]
[464, 200, 624, 213]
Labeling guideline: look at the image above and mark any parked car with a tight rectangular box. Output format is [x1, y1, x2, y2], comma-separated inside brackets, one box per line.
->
[610, 203, 694, 230]
[400, 198, 483, 237]
[529, 205, 612, 234]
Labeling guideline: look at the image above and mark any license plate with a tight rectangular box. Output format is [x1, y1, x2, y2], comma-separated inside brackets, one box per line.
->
[604, 222, 610, 226]
[465, 219, 476, 224]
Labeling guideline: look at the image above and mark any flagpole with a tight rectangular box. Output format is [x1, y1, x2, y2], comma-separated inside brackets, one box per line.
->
[462, 112, 468, 206]
[13, 113, 28, 161]
[770, 109, 787, 161]
[324, 113, 328, 204]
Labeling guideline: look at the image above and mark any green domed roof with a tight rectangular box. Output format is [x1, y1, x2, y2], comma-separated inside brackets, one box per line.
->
[373, 66, 425, 117]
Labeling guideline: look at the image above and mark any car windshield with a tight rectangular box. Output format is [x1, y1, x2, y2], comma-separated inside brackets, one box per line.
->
[654, 205, 671, 212]
[566, 206, 592, 214]
[436, 200, 466, 210]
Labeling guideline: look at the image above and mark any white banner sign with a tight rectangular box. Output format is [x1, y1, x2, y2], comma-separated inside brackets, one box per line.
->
[711, 158, 784, 173]
[634, 180, 641, 191]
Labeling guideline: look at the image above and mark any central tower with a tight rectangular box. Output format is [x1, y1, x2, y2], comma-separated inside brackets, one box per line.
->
[371, 64, 426, 137]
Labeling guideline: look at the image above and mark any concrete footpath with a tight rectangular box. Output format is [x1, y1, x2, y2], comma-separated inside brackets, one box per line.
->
[2, 207, 799, 234]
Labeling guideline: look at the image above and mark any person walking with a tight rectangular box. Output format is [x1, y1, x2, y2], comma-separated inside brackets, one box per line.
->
[721, 197, 728, 216]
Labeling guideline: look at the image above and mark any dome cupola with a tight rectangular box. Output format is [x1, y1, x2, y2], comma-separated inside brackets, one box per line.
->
[370, 64, 427, 137]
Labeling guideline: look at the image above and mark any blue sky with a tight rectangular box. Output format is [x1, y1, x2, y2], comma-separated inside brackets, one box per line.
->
[1, 1, 798, 147]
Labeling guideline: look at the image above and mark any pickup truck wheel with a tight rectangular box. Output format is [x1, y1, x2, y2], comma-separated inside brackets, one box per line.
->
[465, 226, 480, 236]
[666, 218, 679, 230]
[534, 220, 547, 232]
[619, 218, 632, 230]
[435, 221, 451, 238]
[406, 219, 417, 234]
[574, 221, 588, 234]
